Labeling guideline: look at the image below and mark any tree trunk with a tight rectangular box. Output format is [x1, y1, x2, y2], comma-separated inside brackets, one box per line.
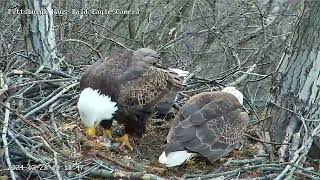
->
[263, 1, 320, 149]
[23, 0, 60, 70]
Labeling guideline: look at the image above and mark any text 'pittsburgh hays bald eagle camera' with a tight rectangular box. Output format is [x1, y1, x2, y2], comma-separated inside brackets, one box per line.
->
[77, 48, 184, 151]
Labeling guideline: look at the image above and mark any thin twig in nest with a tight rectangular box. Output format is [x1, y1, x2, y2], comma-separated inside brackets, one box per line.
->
[245, 133, 290, 145]
[275, 123, 320, 180]
[0, 101, 80, 161]
[185, 162, 292, 180]
[2, 102, 17, 180]
[23, 82, 78, 118]
[96, 152, 137, 172]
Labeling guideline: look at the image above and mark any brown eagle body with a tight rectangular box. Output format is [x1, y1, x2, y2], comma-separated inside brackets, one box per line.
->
[159, 89, 249, 167]
[79, 49, 182, 138]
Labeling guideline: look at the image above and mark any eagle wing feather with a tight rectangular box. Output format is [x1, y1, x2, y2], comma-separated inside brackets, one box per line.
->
[80, 50, 183, 137]
[166, 92, 249, 161]
[119, 65, 182, 111]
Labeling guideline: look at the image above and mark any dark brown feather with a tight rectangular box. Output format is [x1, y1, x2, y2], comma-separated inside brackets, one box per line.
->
[80, 50, 183, 137]
[165, 91, 249, 161]
[154, 91, 177, 117]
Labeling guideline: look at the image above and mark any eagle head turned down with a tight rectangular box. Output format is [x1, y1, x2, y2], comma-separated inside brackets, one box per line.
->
[78, 48, 185, 151]
[221, 86, 244, 105]
[159, 86, 248, 167]
[133, 48, 162, 66]
[133, 48, 160, 59]
[77, 48, 161, 138]
[77, 88, 118, 137]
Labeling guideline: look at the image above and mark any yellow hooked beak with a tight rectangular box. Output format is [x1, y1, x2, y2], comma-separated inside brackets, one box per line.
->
[85, 127, 97, 137]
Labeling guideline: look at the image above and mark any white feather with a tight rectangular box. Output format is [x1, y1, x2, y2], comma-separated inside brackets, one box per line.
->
[158, 150, 195, 167]
[77, 87, 118, 127]
[222, 86, 244, 105]
[169, 68, 190, 78]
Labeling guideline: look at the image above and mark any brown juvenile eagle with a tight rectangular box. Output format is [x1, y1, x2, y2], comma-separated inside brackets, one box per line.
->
[159, 87, 249, 167]
[77, 48, 183, 151]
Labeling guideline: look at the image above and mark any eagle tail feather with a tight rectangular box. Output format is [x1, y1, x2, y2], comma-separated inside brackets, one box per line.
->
[158, 150, 195, 167]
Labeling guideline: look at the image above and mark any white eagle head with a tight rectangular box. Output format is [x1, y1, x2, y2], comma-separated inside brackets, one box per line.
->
[133, 48, 161, 65]
[221, 86, 244, 105]
[77, 87, 118, 128]
[133, 48, 160, 59]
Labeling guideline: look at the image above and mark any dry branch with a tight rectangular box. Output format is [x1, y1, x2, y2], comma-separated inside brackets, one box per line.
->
[87, 168, 165, 180]
[2, 102, 17, 180]
[23, 82, 78, 118]
[185, 162, 292, 180]
[275, 123, 320, 180]
[227, 64, 257, 86]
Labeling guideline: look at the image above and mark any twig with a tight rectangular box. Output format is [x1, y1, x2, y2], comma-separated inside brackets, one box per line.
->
[23, 82, 78, 118]
[275, 123, 320, 179]
[245, 133, 290, 145]
[0, 101, 48, 137]
[53, 151, 62, 180]
[227, 64, 257, 86]
[289, 163, 320, 178]
[96, 152, 137, 172]
[49, 101, 62, 139]
[223, 157, 265, 166]
[0, 84, 8, 96]
[0, 101, 77, 161]
[92, 159, 114, 172]
[2, 102, 17, 180]
[23, 86, 64, 114]
[7, 130, 53, 163]
[183, 66, 202, 84]
[185, 162, 292, 180]
[56, 39, 102, 58]
[10, 78, 77, 90]
[37, 69, 75, 78]
[87, 168, 165, 180]
[7, 130, 67, 179]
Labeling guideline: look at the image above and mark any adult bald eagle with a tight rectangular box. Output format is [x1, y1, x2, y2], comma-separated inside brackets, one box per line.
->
[77, 48, 183, 150]
[158, 87, 249, 167]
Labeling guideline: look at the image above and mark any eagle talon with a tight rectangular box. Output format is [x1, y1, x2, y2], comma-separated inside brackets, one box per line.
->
[115, 134, 133, 151]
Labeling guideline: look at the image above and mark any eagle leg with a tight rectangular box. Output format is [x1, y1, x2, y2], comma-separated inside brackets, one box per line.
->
[115, 134, 133, 151]
[100, 120, 113, 139]
[86, 127, 97, 137]
[103, 129, 112, 139]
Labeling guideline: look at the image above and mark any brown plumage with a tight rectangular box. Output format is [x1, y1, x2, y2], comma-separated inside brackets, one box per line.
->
[154, 91, 178, 118]
[154, 69, 189, 118]
[159, 88, 248, 167]
[79, 48, 183, 139]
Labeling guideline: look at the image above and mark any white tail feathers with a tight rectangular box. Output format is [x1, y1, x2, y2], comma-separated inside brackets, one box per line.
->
[158, 150, 195, 167]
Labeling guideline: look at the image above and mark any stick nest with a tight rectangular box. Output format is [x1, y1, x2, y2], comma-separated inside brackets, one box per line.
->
[0, 64, 319, 180]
